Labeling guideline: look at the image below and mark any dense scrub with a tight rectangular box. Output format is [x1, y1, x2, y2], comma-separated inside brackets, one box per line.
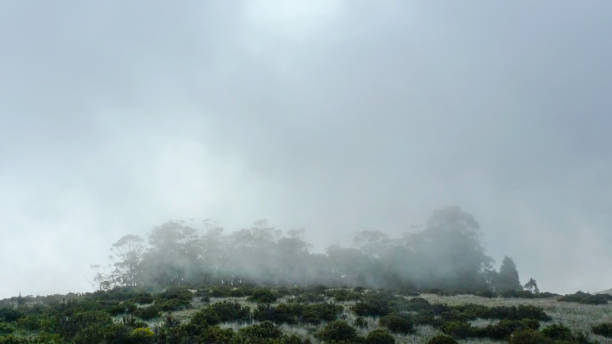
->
[1, 285, 609, 344]
[559, 291, 611, 305]
[592, 323, 612, 338]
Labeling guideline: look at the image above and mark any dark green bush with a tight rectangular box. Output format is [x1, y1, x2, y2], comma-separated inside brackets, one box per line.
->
[156, 298, 190, 311]
[197, 325, 234, 343]
[558, 291, 608, 305]
[317, 320, 358, 342]
[110, 301, 137, 315]
[426, 335, 458, 344]
[509, 329, 551, 344]
[133, 305, 160, 320]
[480, 319, 539, 339]
[208, 301, 251, 323]
[302, 303, 343, 324]
[247, 288, 278, 303]
[365, 329, 395, 344]
[254, 303, 342, 325]
[132, 294, 154, 305]
[440, 320, 476, 339]
[352, 297, 391, 317]
[593, 322, 612, 338]
[354, 317, 368, 328]
[0, 309, 22, 322]
[238, 321, 283, 339]
[0, 322, 15, 335]
[379, 314, 414, 334]
[325, 289, 362, 302]
[541, 324, 575, 341]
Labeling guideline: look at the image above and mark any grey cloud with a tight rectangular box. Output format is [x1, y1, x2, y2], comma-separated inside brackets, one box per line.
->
[1, 1, 611, 297]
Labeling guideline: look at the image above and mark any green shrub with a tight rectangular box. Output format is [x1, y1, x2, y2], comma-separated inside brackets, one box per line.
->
[247, 288, 278, 303]
[317, 320, 358, 342]
[541, 324, 575, 341]
[132, 294, 154, 305]
[593, 322, 612, 338]
[156, 298, 190, 311]
[110, 301, 137, 315]
[302, 303, 343, 324]
[440, 320, 476, 339]
[426, 335, 458, 344]
[352, 298, 391, 317]
[379, 314, 414, 334]
[133, 305, 160, 320]
[508, 329, 551, 344]
[238, 321, 283, 339]
[198, 325, 234, 343]
[558, 291, 608, 305]
[481, 319, 539, 339]
[0, 309, 22, 322]
[366, 329, 395, 344]
[354, 317, 368, 328]
[208, 301, 251, 322]
[0, 322, 15, 335]
[130, 327, 155, 344]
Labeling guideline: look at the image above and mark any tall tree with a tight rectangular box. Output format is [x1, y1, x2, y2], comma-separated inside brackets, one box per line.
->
[110, 234, 145, 287]
[493, 256, 522, 292]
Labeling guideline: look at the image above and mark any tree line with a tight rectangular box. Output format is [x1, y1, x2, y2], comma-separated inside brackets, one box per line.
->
[95, 207, 524, 293]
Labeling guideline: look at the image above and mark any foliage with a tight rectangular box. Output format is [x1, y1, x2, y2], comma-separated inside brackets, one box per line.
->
[365, 329, 395, 344]
[491, 256, 522, 292]
[378, 313, 414, 334]
[558, 291, 609, 305]
[592, 322, 612, 338]
[509, 329, 551, 344]
[353, 317, 368, 328]
[426, 335, 458, 344]
[254, 302, 342, 325]
[317, 320, 358, 342]
[247, 288, 278, 303]
[440, 320, 476, 339]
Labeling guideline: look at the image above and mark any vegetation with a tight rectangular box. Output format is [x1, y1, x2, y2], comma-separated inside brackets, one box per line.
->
[592, 322, 612, 338]
[94, 208, 507, 292]
[1, 284, 610, 343]
[559, 291, 610, 305]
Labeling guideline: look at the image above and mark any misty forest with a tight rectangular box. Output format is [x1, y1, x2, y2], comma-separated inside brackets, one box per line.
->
[2, 1, 612, 344]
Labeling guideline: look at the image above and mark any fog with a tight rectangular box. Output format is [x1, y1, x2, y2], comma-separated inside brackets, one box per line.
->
[1, 1, 612, 298]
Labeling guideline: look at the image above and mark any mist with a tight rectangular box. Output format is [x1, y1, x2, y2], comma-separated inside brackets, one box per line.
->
[2, 1, 612, 299]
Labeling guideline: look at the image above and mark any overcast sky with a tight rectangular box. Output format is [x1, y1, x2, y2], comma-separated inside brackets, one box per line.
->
[1, 1, 611, 298]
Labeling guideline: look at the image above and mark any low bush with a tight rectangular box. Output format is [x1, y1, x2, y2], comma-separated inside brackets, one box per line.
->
[440, 320, 476, 339]
[480, 319, 539, 340]
[426, 335, 458, 344]
[352, 297, 391, 317]
[254, 302, 342, 325]
[366, 329, 395, 344]
[208, 301, 251, 323]
[317, 320, 358, 342]
[238, 321, 283, 339]
[379, 313, 414, 334]
[541, 324, 575, 341]
[592, 322, 612, 338]
[509, 329, 551, 344]
[247, 288, 278, 303]
[133, 305, 160, 320]
[0, 322, 15, 335]
[558, 291, 609, 305]
[354, 317, 368, 328]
